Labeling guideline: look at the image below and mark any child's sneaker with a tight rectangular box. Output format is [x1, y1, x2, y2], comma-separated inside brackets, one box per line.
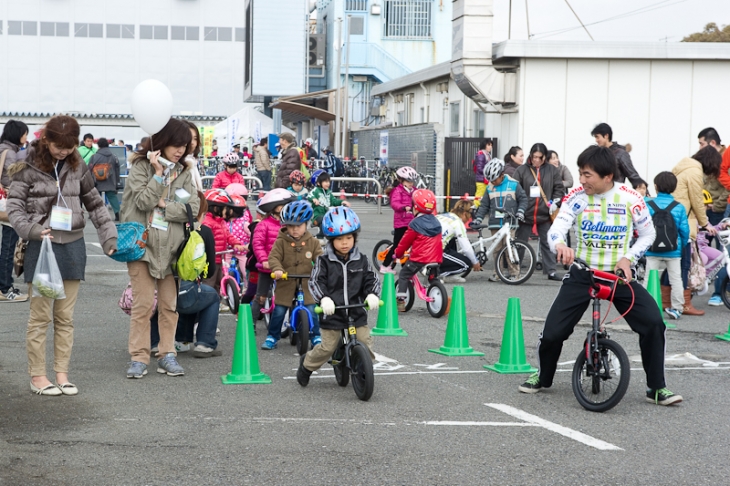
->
[261, 336, 278, 350]
[397, 298, 406, 312]
[379, 265, 395, 274]
[446, 276, 466, 283]
[518, 372, 542, 394]
[311, 336, 322, 346]
[156, 353, 185, 376]
[219, 302, 230, 313]
[488, 273, 500, 282]
[191, 344, 222, 358]
[708, 294, 723, 306]
[646, 388, 682, 406]
[297, 355, 312, 387]
[175, 341, 191, 352]
[664, 308, 681, 320]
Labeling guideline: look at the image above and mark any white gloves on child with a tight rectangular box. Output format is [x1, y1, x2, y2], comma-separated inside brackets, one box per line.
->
[365, 294, 380, 311]
[320, 297, 336, 315]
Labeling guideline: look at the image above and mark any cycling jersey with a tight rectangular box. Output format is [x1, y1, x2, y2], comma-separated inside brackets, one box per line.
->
[548, 183, 655, 271]
[436, 213, 478, 264]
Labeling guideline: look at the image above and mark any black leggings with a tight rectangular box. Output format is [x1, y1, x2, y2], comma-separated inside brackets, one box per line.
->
[383, 226, 408, 267]
[536, 265, 667, 390]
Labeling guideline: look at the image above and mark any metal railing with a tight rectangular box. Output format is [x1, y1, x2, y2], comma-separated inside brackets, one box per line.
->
[330, 177, 383, 214]
[343, 42, 411, 81]
[119, 174, 263, 192]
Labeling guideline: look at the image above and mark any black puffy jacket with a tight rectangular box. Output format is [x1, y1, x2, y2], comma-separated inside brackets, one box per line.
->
[309, 245, 381, 330]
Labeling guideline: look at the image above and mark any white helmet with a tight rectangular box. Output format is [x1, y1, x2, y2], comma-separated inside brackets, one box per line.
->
[484, 158, 505, 182]
[396, 166, 418, 182]
[305, 138, 314, 146]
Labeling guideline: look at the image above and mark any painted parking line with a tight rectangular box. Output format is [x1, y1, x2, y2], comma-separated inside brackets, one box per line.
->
[485, 403, 622, 451]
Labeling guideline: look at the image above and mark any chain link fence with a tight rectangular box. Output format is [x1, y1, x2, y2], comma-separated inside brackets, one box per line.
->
[352, 124, 438, 178]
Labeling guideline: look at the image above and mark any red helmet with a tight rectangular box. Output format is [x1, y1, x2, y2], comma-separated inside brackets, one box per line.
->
[204, 188, 232, 206]
[289, 170, 306, 185]
[412, 189, 437, 214]
[229, 194, 246, 207]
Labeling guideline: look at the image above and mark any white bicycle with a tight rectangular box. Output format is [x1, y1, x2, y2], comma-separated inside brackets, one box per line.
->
[469, 212, 537, 285]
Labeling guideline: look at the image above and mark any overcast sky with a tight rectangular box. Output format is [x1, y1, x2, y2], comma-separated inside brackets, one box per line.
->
[491, 0, 728, 42]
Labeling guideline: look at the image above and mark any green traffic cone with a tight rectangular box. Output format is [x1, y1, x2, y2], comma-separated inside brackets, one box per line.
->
[429, 286, 483, 356]
[221, 303, 272, 385]
[484, 297, 537, 374]
[372, 272, 408, 336]
[715, 323, 730, 341]
[646, 269, 676, 329]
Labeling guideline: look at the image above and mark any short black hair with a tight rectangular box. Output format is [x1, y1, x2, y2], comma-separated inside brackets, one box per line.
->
[317, 171, 331, 185]
[698, 127, 721, 145]
[118, 139, 124, 144]
[653, 171, 677, 194]
[692, 145, 722, 176]
[576, 145, 618, 179]
[97, 137, 109, 148]
[0, 120, 29, 146]
[479, 139, 493, 150]
[83, 133, 94, 141]
[260, 137, 268, 145]
[591, 123, 613, 141]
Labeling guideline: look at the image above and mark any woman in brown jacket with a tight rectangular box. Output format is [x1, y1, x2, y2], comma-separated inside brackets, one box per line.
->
[275, 133, 302, 189]
[7, 115, 117, 396]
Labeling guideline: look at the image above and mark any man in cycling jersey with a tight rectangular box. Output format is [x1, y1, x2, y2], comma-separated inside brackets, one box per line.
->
[519, 145, 682, 406]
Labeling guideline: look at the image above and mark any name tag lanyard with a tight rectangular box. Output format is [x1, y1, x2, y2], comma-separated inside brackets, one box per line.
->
[49, 161, 73, 231]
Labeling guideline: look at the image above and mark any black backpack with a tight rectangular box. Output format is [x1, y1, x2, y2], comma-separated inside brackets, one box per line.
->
[647, 200, 680, 253]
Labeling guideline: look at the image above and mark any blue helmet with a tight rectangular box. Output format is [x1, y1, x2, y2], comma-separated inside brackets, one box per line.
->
[310, 169, 326, 186]
[280, 200, 313, 225]
[322, 207, 361, 237]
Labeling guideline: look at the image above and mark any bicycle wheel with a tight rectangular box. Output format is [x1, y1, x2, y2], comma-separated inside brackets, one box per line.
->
[372, 239, 393, 267]
[296, 309, 310, 356]
[721, 275, 730, 310]
[495, 241, 536, 285]
[332, 345, 349, 387]
[572, 338, 630, 412]
[350, 344, 374, 401]
[426, 280, 448, 318]
[225, 280, 240, 315]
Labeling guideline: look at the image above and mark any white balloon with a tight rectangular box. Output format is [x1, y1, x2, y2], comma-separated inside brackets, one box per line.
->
[131, 79, 174, 135]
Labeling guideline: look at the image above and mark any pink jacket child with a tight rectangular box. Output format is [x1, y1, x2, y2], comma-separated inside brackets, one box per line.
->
[202, 212, 242, 265]
[390, 183, 415, 229]
[229, 208, 253, 256]
[212, 170, 245, 189]
[252, 214, 282, 272]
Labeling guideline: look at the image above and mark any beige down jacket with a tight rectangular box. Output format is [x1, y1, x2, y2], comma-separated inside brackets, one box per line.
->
[672, 157, 708, 240]
[119, 157, 200, 279]
[7, 145, 117, 253]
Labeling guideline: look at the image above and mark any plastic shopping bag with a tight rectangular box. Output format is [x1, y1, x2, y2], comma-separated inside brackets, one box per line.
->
[32, 237, 66, 300]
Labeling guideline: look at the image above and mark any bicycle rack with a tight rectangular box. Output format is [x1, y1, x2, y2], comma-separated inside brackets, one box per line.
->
[330, 177, 384, 214]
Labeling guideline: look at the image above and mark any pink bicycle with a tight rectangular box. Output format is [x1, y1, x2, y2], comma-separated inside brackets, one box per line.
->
[399, 263, 449, 318]
[217, 250, 242, 315]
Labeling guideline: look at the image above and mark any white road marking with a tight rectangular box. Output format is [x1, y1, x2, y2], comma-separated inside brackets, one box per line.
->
[424, 421, 538, 427]
[282, 370, 490, 379]
[485, 403, 623, 451]
[87, 242, 102, 249]
[414, 363, 459, 370]
[373, 352, 398, 363]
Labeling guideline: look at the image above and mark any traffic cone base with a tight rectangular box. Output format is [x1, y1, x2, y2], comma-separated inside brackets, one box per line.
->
[428, 286, 483, 356]
[221, 303, 272, 385]
[716, 323, 730, 341]
[486, 297, 536, 374]
[646, 269, 676, 329]
[372, 273, 408, 336]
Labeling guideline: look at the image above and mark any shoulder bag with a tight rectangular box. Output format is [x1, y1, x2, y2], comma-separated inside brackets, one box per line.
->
[530, 166, 558, 222]
[0, 150, 10, 222]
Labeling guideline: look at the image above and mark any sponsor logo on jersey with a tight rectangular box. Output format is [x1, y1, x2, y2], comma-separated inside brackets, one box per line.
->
[631, 201, 646, 216]
[607, 207, 626, 215]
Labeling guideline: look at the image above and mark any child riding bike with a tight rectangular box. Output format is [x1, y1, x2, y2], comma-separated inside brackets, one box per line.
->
[381, 166, 416, 274]
[298, 207, 381, 386]
[393, 189, 443, 312]
[250, 188, 295, 321]
[436, 200, 481, 283]
[201, 189, 245, 297]
[212, 153, 245, 189]
[308, 170, 350, 237]
[287, 170, 309, 200]
[471, 158, 528, 282]
[264, 200, 323, 350]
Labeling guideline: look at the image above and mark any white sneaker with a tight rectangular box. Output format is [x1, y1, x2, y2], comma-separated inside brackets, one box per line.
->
[446, 276, 466, 283]
[219, 302, 230, 313]
[175, 341, 191, 352]
[379, 265, 395, 274]
[0, 286, 28, 302]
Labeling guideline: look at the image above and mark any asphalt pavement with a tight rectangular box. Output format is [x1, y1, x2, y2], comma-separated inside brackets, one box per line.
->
[1, 200, 729, 485]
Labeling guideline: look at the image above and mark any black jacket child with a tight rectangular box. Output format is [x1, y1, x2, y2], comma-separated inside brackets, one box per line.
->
[309, 244, 381, 330]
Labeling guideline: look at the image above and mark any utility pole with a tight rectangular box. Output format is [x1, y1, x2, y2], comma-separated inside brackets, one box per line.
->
[508, 0, 512, 39]
[525, 0, 531, 40]
[342, 15, 352, 158]
[334, 18, 342, 156]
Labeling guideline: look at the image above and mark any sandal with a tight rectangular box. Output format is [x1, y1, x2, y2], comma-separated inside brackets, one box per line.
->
[56, 382, 79, 396]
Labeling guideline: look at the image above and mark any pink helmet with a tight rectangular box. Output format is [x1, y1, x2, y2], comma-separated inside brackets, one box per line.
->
[226, 183, 249, 197]
[257, 188, 294, 214]
[396, 166, 418, 182]
[222, 153, 239, 166]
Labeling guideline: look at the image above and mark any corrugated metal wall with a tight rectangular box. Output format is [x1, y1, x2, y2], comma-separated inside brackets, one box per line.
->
[353, 123, 438, 176]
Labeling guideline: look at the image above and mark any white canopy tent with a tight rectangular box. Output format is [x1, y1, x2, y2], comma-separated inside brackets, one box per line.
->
[213, 104, 294, 154]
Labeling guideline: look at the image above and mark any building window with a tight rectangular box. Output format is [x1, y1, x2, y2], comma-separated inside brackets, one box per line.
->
[346, 0, 367, 11]
[122, 24, 135, 38]
[420, 107, 425, 124]
[171, 26, 199, 40]
[349, 16, 364, 36]
[9, 21, 37, 36]
[0, 21, 3, 35]
[397, 111, 404, 127]
[235, 27, 245, 42]
[140, 25, 167, 40]
[154, 25, 167, 39]
[205, 27, 234, 41]
[23, 21, 37, 36]
[108, 24, 135, 38]
[473, 110, 485, 138]
[383, 0, 432, 39]
[450, 102, 460, 135]
[204, 27, 217, 41]
[40, 22, 68, 36]
[75, 23, 102, 37]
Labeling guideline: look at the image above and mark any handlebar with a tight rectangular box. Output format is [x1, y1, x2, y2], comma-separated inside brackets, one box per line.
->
[314, 300, 384, 314]
[572, 258, 625, 283]
[270, 272, 311, 280]
[216, 250, 234, 255]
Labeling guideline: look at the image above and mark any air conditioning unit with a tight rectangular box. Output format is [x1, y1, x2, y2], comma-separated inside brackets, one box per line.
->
[309, 34, 325, 66]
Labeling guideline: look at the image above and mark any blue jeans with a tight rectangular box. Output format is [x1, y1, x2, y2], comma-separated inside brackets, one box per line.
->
[268, 303, 320, 342]
[258, 170, 272, 191]
[714, 267, 728, 296]
[151, 282, 220, 349]
[0, 225, 19, 293]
